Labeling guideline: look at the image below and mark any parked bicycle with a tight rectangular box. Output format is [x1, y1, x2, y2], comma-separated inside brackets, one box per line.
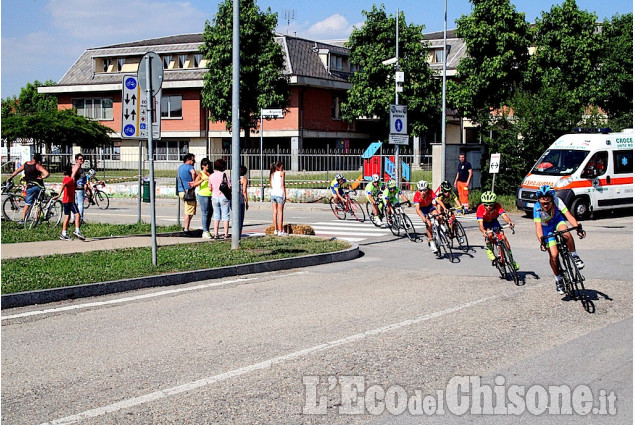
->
[83, 180, 110, 210]
[430, 214, 454, 262]
[23, 182, 63, 229]
[329, 190, 365, 222]
[541, 225, 591, 311]
[485, 224, 519, 285]
[386, 203, 417, 242]
[1, 180, 26, 222]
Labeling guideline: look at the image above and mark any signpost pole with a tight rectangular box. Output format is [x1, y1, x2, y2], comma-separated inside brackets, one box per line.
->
[231, 0, 241, 249]
[145, 55, 158, 266]
[260, 110, 264, 201]
[394, 9, 400, 188]
[137, 140, 142, 223]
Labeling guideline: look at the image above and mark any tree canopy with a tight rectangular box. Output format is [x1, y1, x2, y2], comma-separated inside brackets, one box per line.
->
[343, 5, 440, 138]
[200, 0, 289, 146]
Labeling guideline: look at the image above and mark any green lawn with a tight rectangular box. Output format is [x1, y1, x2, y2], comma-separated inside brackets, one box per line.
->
[1, 236, 350, 294]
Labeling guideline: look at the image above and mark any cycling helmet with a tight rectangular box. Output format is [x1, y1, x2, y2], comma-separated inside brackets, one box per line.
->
[371, 174, 380, 183]
[89, 169, 96, 177]
[535, 185, 555, 198]
[335, 173, 344, 180]
[387, 179, 397, 190]
[417, 180, 429, 190]
[440, 180, 452, 192]
[481, 191, 497, 204]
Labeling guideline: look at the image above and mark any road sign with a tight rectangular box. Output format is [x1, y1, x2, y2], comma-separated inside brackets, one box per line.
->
[121, 75, 161, 139]
[138, 52, 163, 97]
[489, 153, 501, 173]
[262, 108, 284, 118]
[390, 104, 407, 135]
[389, 134, 409, 145]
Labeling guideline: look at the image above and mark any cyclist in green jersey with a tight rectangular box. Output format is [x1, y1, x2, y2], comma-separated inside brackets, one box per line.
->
[434, 180, 464, 239]
[365, 174, 384, 225]
[379, 179, 410, 223]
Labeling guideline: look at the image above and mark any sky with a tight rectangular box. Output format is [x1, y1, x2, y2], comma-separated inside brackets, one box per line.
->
[1, 0, 632, 99]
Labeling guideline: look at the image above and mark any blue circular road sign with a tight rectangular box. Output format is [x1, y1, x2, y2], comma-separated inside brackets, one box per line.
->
[123, 124, 136, 136]
[125, 78, 137, 90]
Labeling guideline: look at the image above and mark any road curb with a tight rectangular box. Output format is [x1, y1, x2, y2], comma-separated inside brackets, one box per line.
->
[1, 241, 359, 309]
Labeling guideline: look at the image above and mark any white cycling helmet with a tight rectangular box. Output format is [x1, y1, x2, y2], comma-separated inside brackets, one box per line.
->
[371, 174, 380, 183]
[417, 180, 429, 190]
[335, 173, 344, 180]
[88, 169, 96, 177]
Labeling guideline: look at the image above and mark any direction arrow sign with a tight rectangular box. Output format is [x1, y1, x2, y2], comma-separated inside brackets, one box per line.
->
[121, 74, 161, 139]
[489, 153, 501, 174]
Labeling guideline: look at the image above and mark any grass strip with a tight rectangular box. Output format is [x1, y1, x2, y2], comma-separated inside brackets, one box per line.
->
[1, 236, 350, 294]
[1, 221, 183, 244]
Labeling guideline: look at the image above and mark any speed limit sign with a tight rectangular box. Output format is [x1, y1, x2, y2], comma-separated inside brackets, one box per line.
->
[489, 153, 501, 174]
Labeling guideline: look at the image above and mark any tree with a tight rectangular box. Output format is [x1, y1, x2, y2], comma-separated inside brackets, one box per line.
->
[527, 0, 601, 114]
[595, 13, 633, 130]
[342, 5, 439, 138]
[200, 0, 289, 148]
[449, 0, 530, 123]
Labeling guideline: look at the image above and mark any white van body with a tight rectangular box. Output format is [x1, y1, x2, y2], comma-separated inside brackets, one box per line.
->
[516, 129, 633, 219]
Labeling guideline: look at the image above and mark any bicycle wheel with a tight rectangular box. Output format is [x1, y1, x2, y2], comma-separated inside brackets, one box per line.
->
[432, 226, 447, 259]
[348, 199, 365, 222]
[557, 253, 576, 298]
[561, 252, 590, 308]
[45, 200, 63, 227]
[500, 243, 519, 285]
[389, 213, 400, 236]
[83, 194, 91, 210]
[329, 198, 346, 220]
[94, 190, 110, 210]
[437, 227, 454, 262]
[492, 244, 506, 278]
[24, 203, 41, 229]
[2, 195, 25, 222]
[452, 220, 469, 251]
[402, 214, 418, 242]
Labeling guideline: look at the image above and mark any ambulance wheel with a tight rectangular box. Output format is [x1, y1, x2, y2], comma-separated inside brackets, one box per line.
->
[571, 197, 590, 220]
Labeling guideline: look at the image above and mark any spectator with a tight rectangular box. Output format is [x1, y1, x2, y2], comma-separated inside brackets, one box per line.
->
[71, 153, 86, 222]
[238, 165, 249, 236]
[210, 158, 231, 239]
[192, 158, 213, 239]
[5, 152, 49, 222]
[56, 164, 85, 240]
[453, 152, 473, 211]
[177, 153, 197, 232]
[270, 161, 286, 236]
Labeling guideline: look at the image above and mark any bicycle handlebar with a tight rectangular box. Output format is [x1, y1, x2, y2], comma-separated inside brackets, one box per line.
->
[540, 224, 583, 247]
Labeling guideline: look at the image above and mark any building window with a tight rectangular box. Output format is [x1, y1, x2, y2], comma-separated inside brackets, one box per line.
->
[117, 58, 125, 72]
[102, 59, 112, 72]
[72, 98, 114, 120]
[163, 55, 172, 69]
[89, 142, 121, 160]
[330, 55, 343, 71]
[178, 55, 188, 68]
[332, 95, 342, 120]
[193, 54, 203, 67]
[161, 95, 182, 118]
[433, 46, 451, 64]
[153, 141, 188, 161]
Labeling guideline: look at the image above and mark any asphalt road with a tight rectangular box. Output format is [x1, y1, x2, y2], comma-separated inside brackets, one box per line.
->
[1, 201, 632, 424]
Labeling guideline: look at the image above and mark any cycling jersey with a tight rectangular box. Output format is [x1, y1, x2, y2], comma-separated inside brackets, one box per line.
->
[534, 197, 568, 247]
[476, 202, 506, 230]
[435, 191, 458, 208]
[382, 187, 402, 205]
[413, 190, 435, 207]
[365, 181, 382, 201]
[330, 178, 346, 195]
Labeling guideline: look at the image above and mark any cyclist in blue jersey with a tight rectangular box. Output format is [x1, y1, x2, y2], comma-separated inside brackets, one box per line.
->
[330, 173, 347, 209]
[533, 185, 586, 294]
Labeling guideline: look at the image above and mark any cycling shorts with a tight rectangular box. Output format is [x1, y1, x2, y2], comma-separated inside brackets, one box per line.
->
[419, 204, 436, 216]
[541, 219, 567, 248]
[482, 220, 502, 232]
[330, 187, 344, 196]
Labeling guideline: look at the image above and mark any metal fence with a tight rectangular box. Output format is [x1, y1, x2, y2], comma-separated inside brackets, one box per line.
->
[37, 149, 432, 186]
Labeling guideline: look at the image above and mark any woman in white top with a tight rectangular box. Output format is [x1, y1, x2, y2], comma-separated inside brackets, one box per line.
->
[269, 161, 286, 236]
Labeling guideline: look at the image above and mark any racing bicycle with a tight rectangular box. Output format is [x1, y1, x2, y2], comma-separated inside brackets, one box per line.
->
[430, 214, 454, 262]
[386, 202, 417, 241]
[83, 180, 110, 210]
[329, 190, 365, 222]
[438, 207, 469, 251]
[541, 225, 591, 312]
[485, 224, 519, 285]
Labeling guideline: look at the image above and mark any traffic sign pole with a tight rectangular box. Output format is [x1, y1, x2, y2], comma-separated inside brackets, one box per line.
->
[145, 54, 158, 266]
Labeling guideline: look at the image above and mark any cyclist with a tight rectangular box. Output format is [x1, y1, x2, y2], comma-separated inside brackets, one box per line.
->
[533, 185, 586, 294]
[434, 180, 464, 242]
[329, 173, 347, 209]
[5, 152, 50, 223]
[477, 191, 518, 270]
[380, 179, 410, 224]
[365, 174, 384, 225]
[84, 169, 97, 205]
[413, 180, 439, 253]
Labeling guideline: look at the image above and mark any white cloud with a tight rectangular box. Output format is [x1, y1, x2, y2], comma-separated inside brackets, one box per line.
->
[297, 14, 360, 40]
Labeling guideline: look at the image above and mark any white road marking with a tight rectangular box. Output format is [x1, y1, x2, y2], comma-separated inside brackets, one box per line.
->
[41, 296, 493, 425]
[1, 278, 258, 321]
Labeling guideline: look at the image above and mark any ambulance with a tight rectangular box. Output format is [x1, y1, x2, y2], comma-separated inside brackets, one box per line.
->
[516, 128, 633, 219]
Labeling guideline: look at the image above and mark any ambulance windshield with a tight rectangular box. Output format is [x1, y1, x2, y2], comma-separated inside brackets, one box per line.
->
[531, 149, 589, 175]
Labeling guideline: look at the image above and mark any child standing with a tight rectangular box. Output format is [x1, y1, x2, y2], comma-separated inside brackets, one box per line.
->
[57, 164, 85, 240]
